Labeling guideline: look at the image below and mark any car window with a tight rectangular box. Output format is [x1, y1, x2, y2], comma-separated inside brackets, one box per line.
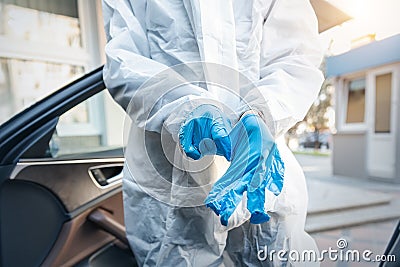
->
[51, 91, 125, 158]
[19, 90, 125, 160]
[0, 58, 85, 126]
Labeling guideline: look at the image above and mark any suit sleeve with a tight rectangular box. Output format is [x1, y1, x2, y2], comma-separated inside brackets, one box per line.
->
[252, 0, 324, 137]
[102, 0, 218, 135]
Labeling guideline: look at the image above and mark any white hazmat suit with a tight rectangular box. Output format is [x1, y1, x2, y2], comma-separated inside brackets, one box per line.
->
[102, 0, 324, 266]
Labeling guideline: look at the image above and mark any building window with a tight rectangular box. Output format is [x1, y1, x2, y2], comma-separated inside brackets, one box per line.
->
[0, 2, 81, 49]
[375, 73, 392, 133]
[0, 58, 84, 123]
[346, 78, 366, 124]
[0, 1, 85, 125]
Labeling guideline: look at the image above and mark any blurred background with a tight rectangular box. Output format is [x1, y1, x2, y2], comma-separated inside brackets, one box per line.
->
[0, 1, 399, 266]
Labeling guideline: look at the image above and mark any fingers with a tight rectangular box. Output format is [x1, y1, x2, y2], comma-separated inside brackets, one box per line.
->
[219, 188, 244, 226]
[184, 144, 202, 160]
[247, 149, 284, 223]
[179, 121, 202, 160]
[204, 111, 285, 227]
[180, 112, 231, 160]
[214, 135, 232, 161]
[247, 148, 284, 224]
[247, 186, 270, 224]
[265, 147, 285, 196]
[205, 173, 248, 226]
[250, 211, 270, 224]
[211, 117, 232, 161]
[216, 184, 246, 226]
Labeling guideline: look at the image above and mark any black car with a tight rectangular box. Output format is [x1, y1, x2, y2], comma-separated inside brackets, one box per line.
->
[299, 131, 331, 149]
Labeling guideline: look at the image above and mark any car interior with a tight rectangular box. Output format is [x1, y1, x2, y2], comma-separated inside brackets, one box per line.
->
[0, 67, 137, 267]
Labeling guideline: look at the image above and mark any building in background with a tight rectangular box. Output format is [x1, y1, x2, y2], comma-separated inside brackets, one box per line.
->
[327, 34, 400, 182]
[0, 0, 124, 154]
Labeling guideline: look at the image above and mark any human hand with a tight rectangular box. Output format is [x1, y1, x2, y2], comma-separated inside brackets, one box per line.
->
[205, 113, 284, 226]
[179, 104, 232, 161]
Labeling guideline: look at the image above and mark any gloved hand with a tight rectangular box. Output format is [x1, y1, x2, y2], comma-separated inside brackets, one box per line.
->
[179, 104, 232, 161]
[205, 113, 284, 226]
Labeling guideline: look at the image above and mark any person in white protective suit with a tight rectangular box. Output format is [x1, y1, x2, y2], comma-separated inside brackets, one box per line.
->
[102, 0, 324, 266]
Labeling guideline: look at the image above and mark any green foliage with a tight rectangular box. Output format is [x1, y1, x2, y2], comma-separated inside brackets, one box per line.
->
[287, 57, 334, 149]
[305, 78, 333, 133]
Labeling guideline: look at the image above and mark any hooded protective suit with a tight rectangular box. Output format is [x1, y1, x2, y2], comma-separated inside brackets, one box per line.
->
[102, 0, 324, 266]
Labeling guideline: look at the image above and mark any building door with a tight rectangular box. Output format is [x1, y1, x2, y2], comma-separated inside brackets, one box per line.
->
[367, 67, 398, 179]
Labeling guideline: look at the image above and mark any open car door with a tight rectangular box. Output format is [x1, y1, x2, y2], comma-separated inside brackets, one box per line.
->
[380, 220, 400, 267]
[0, 67, 137, 267]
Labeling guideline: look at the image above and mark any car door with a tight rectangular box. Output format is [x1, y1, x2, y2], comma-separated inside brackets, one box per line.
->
[380, 220, 400, 267]
[0, 66, 136, 267]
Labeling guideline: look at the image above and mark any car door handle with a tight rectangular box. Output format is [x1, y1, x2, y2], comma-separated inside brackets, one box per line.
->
[88, 164, 123, 188]
[88, 208, 129, 246]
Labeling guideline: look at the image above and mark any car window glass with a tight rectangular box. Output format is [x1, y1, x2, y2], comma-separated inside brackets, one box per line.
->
[18, 90, 125, 159]
[49, 91, 125, 158]
[0, 58, 85, 126]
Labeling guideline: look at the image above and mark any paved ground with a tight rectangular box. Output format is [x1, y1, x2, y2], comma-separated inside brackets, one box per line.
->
[311, 220, 397, 266]
[294, 153, 400, 266]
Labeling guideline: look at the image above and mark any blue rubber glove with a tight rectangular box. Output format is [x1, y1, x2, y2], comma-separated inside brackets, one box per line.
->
[205, 114, 284, 226]
[179, 104, 232, 161]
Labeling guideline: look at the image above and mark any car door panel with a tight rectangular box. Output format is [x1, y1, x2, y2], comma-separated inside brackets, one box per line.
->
[11, 159, 124, 212]
[0, 179, 68, 267]
[0, 67, 137, 267]
[41, 192, 125, 267]
[1, 177, 127, 267]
